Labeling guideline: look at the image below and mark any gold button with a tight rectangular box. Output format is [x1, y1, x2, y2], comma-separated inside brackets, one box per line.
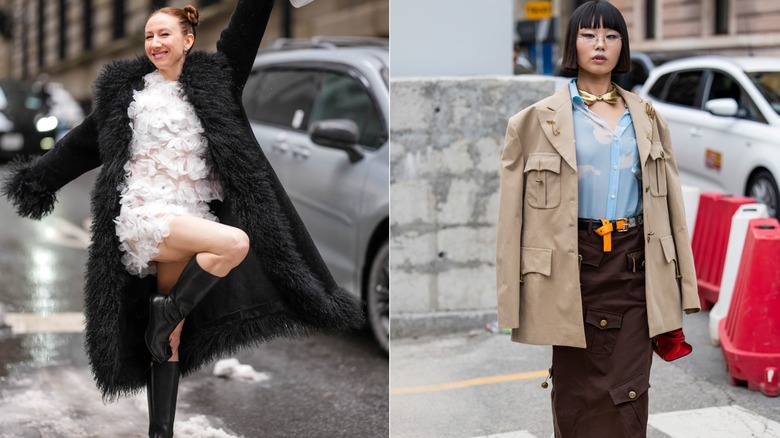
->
[599, 319, 608, 327]
[628, 390, 637, 399]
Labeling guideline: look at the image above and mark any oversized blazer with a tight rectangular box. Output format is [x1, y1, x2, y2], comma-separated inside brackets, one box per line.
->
[3, 0, 363, 400]
[496, 85, 701, 348]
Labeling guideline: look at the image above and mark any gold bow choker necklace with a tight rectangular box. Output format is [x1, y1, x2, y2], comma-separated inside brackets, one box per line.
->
[578, 85, 619, 105]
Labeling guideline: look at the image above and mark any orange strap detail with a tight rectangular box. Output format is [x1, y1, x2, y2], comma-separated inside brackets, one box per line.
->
[594, 219, 613, 252]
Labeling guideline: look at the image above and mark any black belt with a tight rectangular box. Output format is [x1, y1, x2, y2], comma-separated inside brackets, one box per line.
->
[578, 216, 644, 233]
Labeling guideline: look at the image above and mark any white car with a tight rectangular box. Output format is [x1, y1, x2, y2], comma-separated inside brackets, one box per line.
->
[639, 56, 780, 218]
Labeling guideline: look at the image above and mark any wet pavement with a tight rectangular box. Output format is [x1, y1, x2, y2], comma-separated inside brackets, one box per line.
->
[0, 166, 388, 437]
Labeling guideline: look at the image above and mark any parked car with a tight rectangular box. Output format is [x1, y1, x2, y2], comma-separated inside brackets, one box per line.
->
[0, 79, 84, 161]
[640, 56, 780, 218]
[243, 37, 389, 351]
[0, 80, 56, 161]
[555, 51, 682, 92]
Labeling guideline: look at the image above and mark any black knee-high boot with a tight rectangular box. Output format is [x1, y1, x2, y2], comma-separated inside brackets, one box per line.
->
[146, 256, 222, 362]
[148, 361, 180, 438]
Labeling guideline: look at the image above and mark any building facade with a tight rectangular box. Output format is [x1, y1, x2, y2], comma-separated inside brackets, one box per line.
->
[613, 0, 780, 57]
[0, 0, 388, 104]
[513, 0, 780, 73]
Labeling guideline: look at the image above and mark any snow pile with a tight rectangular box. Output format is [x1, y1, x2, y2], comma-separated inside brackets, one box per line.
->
[212, 358, 270, 383]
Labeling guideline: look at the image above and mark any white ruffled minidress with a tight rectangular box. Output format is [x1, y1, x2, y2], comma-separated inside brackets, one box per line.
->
[114, 71, 222, 277]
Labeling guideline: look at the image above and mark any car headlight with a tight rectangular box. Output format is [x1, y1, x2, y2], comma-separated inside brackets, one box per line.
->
[36, 115, 58, 132]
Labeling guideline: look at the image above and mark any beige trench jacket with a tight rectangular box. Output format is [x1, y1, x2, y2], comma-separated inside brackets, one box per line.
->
[496, 85, 701, 348]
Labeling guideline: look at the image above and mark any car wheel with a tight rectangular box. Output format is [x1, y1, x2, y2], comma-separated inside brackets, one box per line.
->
[367, 241, 389, 353]
[747, 170, 779, 218]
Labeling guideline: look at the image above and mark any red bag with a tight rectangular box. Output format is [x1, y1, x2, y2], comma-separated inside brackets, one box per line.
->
[652, 328, 692, 361]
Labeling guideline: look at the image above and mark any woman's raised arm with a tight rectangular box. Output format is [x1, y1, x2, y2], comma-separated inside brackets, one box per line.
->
[216, 0, 275, 89]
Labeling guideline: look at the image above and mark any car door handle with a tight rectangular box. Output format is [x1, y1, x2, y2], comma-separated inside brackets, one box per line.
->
[271, 141, 289, 154]
[689, 127, 703, 137]
[292, 146, 310, 160]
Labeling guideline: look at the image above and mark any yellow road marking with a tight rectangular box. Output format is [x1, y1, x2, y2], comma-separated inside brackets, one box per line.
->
[391, 369, 549, 395]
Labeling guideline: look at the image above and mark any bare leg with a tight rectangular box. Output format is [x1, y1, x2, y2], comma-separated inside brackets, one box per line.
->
[153, 215, 250, 277]
[151, 215, 249, 362]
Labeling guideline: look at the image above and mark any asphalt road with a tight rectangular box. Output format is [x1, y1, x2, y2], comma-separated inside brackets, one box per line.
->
[0, 166, 388, 438]
[390, 311, 780, 438]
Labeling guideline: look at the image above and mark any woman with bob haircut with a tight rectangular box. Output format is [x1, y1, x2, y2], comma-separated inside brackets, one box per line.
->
[4, 0, 363, 436]
[496, 1, 700, 436]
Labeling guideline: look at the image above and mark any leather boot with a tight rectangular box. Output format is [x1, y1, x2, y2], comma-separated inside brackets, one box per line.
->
[146, 256, 222, 362]
[147, 361, 180, 438]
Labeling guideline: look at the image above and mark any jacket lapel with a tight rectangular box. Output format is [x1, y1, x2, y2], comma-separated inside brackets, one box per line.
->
[619, 87, 654, 169]
[536, 87, 577, 171]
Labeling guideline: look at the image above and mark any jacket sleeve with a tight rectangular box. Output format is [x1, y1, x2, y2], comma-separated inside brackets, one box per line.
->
[215, 0, 275, 90]
[496, 117, 525, 328]
[656, 112, 700, 314]
[2, 113, 101, 219]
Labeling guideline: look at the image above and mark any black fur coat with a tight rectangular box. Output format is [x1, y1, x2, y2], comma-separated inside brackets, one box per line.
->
[3, 0, 364, 399]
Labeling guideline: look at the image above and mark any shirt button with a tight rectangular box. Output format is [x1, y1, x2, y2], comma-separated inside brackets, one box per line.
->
[613, 165, 618, 170]
[611, 194, 616, 199]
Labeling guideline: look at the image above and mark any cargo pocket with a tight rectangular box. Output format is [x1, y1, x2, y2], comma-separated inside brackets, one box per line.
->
[524, 153, 562, 209]
[626, 247, 645, 273]
[660, 235, 682, 289]
[521, 247, 553, 277]
[647, 142, 667, 196]
[578, 239, 604, 272]
[609, 372, 650, 437]
[584, 308, 622, 355]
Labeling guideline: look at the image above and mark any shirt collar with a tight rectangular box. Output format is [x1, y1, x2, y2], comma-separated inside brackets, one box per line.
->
[568, 79, 587, 108]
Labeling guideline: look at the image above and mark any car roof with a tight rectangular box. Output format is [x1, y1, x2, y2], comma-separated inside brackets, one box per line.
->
[652, 55, 780, 75]
[253, 37, 388, 71]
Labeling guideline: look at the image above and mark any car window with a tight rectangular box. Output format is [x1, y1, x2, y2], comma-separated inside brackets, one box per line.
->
[747, 71, 780, 117]
[648, 73, 671, 99]
[707, 71, 766, 123]
[664, 70, 703, 107]
[243, 69, 321, 131]
[310, 72, 384, 150]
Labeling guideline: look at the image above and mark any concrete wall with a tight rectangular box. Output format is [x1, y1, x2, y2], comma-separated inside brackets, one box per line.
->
[390, 76, 561, 337]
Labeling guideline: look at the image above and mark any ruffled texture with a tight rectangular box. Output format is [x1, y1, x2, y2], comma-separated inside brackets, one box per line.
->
[114, 71, 222, 277]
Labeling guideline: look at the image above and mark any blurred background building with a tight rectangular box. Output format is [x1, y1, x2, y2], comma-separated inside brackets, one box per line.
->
[515, 0, 780, 75]
[0, 0, 388, 107]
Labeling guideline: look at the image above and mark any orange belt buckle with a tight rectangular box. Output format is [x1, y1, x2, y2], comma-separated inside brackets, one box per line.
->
[616, 218, 629, 232]
[594, 219, 613, 252]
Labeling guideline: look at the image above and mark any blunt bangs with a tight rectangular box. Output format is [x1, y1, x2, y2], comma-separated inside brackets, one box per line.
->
[561, 0, 631, 74]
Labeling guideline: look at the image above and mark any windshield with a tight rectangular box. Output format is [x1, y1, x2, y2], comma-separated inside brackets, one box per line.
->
[747, 72, 780, 116]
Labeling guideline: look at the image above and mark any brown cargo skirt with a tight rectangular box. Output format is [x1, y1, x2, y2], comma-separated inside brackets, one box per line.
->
[551, 223, 653, 438]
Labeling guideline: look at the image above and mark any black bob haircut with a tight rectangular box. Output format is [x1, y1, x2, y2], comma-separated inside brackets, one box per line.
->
[561, 0, 631, 74]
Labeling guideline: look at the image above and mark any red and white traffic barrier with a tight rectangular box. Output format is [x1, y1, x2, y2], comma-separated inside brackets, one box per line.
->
[719, 218, 780, 397]
[691, 193, 754, 310]
[709, 204, 769, 346]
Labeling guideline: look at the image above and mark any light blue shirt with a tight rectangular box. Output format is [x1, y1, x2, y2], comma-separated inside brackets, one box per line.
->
[569, 79, 642, 220]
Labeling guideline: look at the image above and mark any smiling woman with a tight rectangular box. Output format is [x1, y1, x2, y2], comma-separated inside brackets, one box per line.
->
[2, 1, 365, 437]
[144, 6, 197, 81]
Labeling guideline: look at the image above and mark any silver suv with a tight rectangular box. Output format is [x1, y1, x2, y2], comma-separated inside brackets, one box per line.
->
[244, 37, 389, 352]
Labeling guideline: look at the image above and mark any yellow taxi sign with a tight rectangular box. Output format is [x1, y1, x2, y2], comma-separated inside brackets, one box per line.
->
[526, 1, 552, 20]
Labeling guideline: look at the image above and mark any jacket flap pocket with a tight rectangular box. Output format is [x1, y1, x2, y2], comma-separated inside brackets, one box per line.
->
[660, 235, 677, 263]
[649, 141, 665, 160]
[521, 247, 553, 276]
[523, 153, 562, 174]
[609, 372, 650, 405]
[585, 308, 623, 331]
